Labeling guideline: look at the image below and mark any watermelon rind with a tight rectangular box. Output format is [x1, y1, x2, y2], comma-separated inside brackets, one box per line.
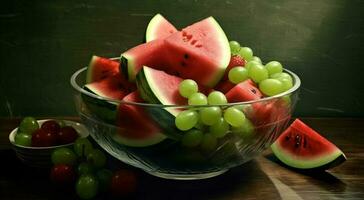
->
[112, 131, 166, 147]
[145, 13, 177, 42]
[136, 66, 184, 139]
[86, 55, 99, 83]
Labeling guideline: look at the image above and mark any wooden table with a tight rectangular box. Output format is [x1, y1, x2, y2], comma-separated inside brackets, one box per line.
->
[1, 118, 363, 200]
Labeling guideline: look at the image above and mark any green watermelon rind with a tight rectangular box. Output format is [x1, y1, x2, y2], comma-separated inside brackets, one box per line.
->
[86, 55, 99, 83]
[271, 141, 346, 169]
[120, 55, 136, 82]
[136, 66, 183, 140]
[112, 131, 167, 148]
[146, 13, 169, 42]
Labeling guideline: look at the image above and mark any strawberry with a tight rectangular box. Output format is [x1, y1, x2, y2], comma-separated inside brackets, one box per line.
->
[222, 55, 246, 80]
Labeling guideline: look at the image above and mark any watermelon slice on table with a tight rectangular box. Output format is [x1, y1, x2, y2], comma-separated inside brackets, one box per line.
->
[86, 56, 120, 83]
[121, 16, 230, 87]
[225, 79, 263, 103]
[145, 13, 178, 42]
[271, 119, 346, 170]
[113, 91, 166, 147]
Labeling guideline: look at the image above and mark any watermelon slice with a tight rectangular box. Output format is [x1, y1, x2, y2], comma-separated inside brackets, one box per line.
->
[113, 91, 166, 147]
[86, 56, 120, 83]
[271, 119, 346, 170]
[121, 16, 230, 87]
[136, 66, 191, 139]
[225, 79, 263, 103]
[145, 13, 177, 42]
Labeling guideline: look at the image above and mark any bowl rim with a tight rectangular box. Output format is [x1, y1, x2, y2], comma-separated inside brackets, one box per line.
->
[70, 57, 301, 107]
[9, 119, 89, 150]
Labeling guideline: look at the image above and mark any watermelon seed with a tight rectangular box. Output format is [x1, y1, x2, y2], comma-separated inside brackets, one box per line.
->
[182, 31, 187, 36]
[285, 135, 290, 141]
[303, 136, 307, 148]
[191, 40, 197, 45]
[184, 54, 189, 59]
[251, 89, 257, 94]
[196, 44, 203, 48]
[295, 134, 301, 148]
[181, 61, 187, 67]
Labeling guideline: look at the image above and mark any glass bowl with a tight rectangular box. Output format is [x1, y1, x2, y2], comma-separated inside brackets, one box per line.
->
[70, 58, 301, 180]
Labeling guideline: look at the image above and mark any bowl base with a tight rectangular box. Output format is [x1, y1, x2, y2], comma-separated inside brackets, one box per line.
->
[144, 169, 229, 180]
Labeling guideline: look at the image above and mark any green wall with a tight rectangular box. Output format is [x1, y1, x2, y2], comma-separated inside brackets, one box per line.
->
[0, 0, 363, 117]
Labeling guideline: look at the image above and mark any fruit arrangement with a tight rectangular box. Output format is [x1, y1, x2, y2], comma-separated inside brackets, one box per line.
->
[75, 14, 345, 173]
[50, 137, 137, 199]
[14, 117, 79, 147]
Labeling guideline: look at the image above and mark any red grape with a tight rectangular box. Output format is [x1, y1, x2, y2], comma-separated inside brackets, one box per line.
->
[110, 169, 137, 197]
[50, 164, 76, 184]
[57, 126, 78, 145]
[41, 120, 61, 134]
[32, 128, 57, 147]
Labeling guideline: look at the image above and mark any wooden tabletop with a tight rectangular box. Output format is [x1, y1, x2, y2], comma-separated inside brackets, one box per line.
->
[0, 118, 363, 200]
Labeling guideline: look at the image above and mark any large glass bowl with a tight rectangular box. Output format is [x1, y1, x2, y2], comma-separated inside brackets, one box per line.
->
[70, 59, 301, 180]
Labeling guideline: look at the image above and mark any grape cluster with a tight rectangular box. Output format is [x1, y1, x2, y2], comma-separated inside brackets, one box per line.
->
[14, 118, 79, 147]
[50, 137, 137, 199]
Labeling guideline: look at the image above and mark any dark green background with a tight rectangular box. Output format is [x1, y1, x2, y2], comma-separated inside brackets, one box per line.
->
[0, 0, 363, 117]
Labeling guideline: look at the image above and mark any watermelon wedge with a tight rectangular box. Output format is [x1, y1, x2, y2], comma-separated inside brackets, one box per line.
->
[86, 56, 120, 83]
[225, 79, 263, 103]
[114, 91, 166, 147]
[271, 119, 346, 170]
[121, 16, 230, 87]
[145, 13, 178, 42]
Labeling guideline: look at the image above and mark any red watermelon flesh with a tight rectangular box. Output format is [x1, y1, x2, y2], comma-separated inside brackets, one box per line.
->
[225, 79, 263, 103]
[84, 75, 136, 100]
[146, 13, 178, 42]
[115, 91, 166, 147]
[163, 17, 230, 87]
[86, 56, 120, 83]
[271, 119, 346, 169]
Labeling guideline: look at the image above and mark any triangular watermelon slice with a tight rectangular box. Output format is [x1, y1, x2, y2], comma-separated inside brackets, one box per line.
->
[271, 119, 346, 170]
[114, 91, 166, 147]
[145, 13, 178, 42]
[86, 56, 120, 83]
[121, 16, 230, 87]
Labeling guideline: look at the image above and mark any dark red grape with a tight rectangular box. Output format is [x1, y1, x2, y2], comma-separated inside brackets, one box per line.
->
[41, 120, 61, 135]
[57, 126, 78, 145]
[32, 128, 57, 147]
[50, 164, 76, 184]
[110, 169, 137, 197]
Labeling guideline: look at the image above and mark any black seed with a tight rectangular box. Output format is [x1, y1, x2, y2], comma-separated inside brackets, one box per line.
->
[295, 143, 300, 148]
[184, 54, 189, 59]
[181, 61, 187, 67]
[251, 89, 257, 94]
[303, 136, 307, 148]
[285, 135, 290, 141]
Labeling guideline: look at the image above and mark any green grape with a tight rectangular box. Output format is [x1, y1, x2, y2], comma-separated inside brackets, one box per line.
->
[245, 61, 261, 71]
[271, 72, 293, 83]
[51, 147, 77, 165]
[188, 92, 207, 106]
[175, 110, 199, 131]
[194, 119, 206, 131]
[209, 117, 230, 138]
[238, 47, 253, 61]
[179, 79, 198, 98]
[229, 41, 241, 54]
[207, 91, 227, 105]
[181, 129, 204, 147]
[200, 134, 217, 152]
[74, 138, 93, 157]
[96, 169, 113, 192]
[76, 174, 99, 199]
[251, 56, 262, 64]
[231, 118, 255, 137]
[200, 107, 222, 125]
[248, 64, 268, 83]
[265, 61, 283, 76]
[281, 95, 292, 105]
[14, 133, 32, 146]
[259, 79, 284, 96]
[87, 149, 106, 169]
[78, 162, 95, 175]
[18, 117, 39, 134]
[224, 107, 246, 127]
[228, 66, 249, 84]
[278, 77, 293, 91]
